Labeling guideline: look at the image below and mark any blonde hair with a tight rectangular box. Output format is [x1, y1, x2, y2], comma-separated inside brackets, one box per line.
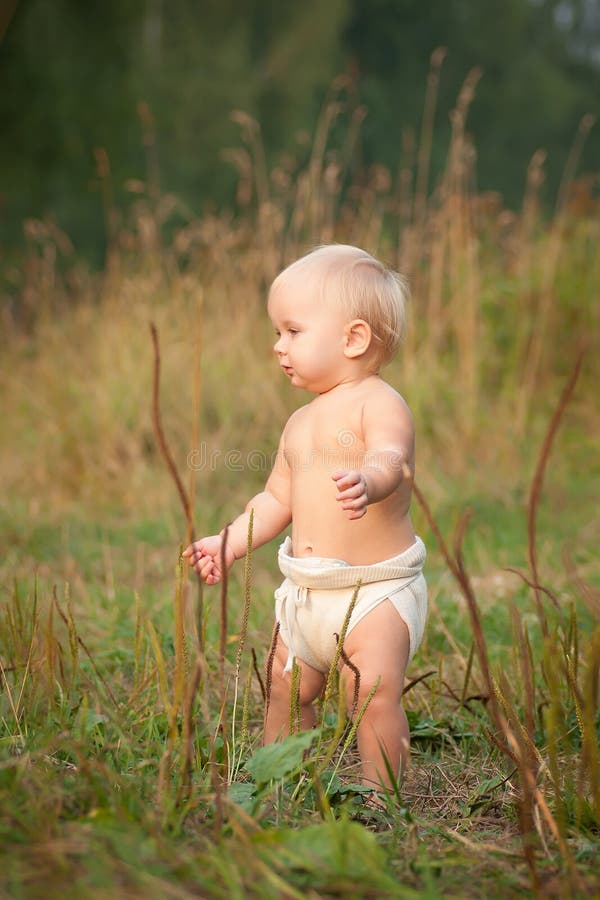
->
[272, 244, 408, 367]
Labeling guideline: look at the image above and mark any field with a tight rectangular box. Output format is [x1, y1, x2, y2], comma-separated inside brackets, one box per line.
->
[1, 94, 599, 897]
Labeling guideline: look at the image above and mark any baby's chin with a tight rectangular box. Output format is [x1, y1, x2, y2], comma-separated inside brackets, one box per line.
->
[293, 377, 320, 393]
[288, 372, 310, 389]
[288, 370, 337, 393]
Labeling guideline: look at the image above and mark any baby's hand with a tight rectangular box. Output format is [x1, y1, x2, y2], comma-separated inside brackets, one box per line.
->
[182, 534, 236, 585]
[332, 470, 368, 520]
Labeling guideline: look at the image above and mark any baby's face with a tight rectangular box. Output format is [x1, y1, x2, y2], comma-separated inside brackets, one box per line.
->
[268, 273, 350, 394]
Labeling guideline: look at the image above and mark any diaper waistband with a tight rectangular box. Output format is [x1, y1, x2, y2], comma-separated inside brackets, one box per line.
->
[277, 535, 426, 590]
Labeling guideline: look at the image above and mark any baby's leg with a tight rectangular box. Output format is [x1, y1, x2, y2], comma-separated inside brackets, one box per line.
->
[263, 627, 325, 744]
[341, 600, 411, 791]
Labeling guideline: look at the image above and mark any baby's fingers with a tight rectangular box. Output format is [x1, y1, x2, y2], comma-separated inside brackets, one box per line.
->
[340, 495, 368, 514]
[332, 470, 360, 490]
[336, 482, 364, 502]
[204, 555, 224, 584]
[206, 571, 222, 585]
[197, 557, 215, 578]
[183, 540, 208, 561]
[185, 549, 204, 568]
[192, 556, 222, 584]
[345, 506, 367, 520]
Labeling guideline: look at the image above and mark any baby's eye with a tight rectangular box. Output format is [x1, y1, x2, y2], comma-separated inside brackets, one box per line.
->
[288, 328, 299, 336]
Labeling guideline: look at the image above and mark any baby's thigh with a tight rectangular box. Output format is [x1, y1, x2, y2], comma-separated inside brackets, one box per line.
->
[269, 629, 326, 705]
[342, 599, 410, 694]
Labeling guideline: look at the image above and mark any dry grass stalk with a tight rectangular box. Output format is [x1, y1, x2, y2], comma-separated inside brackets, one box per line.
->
[44, 598, 57, 703]
[409, 474, 541, 885]
[232, 512, 255, 759]
[209, 523, 231, 833]
[150, 321, 204, 646]
[52, 587, 118, 709]
[408, 357, 593, 893]
[413, 47, 447, 237]
[147, 619, 170, 712]
[235, 509, 254, 678]
[173, 556, 186, 722]
[133, 590, 143, 686]
[288, 660, 302, 735]
[188, 289, 203, 547]
[563, 551, 600, 620]
[335, 679, 380, 781]
[240, 665, 253, 746]
[337, 640, 360, 719]
[579, 630, 600, 822]
[403, 669, 437, 699]
[315, 679, 351, 788]
[13, 591, 38, 721]
[0, 655, 25, 747]
[527, 352, 584, 635]
[150, 322, 191, 524]
[503, 568, 562, 610]
[458, 641, 475, 707]
[219, 525, 230, 712]
[251, 647, 266, 703]
[178, 653, 206, 805]
[511, 607, 537, 765]
[153, 557, 195, 809]
[519, 116, 595, 418]
[321, 581, 361, 719]
[264, 621, 280, 717]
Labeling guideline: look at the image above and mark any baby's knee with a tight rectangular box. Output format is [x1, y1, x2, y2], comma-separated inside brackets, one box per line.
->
[298, 674, 324, 706]
[268, 656, 324, 707]
[268, 674, 320, 711]
[267, 655, 289, 699]
[344, 669, 403, 715]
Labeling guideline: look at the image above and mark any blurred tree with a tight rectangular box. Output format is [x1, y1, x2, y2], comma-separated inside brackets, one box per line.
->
[129, 0, 348, 207]
[0, 0, 145, 260]
[0, 0, 598, 262]
[0, 0, 348, 260]
[344, 0, 600, 204]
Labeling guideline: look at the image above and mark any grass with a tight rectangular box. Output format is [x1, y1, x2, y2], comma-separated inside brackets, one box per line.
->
[1, 486, 597, 898]
[1, 68, 599, 896]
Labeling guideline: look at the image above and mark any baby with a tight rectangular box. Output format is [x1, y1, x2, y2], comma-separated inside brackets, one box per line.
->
[183, 244, 427, 793]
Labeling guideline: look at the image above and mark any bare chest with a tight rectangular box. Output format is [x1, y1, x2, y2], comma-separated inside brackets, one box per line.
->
[284, 403, 366, 474]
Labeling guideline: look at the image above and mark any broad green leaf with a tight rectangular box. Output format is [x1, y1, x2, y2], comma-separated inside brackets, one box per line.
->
[227, 782, 256, 812]
[252, 818, 403, 893]
[245, 730, 320, 786]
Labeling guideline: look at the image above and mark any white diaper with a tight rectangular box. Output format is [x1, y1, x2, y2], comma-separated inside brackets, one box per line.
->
[274, 536, 427, 673]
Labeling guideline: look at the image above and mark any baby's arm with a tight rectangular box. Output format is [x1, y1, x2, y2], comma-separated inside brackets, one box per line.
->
[333, 392, 414, 519]
[183, 432, 292, 583]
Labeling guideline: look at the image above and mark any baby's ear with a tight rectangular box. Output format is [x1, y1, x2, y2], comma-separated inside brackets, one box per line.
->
[343, 319, 372, 358]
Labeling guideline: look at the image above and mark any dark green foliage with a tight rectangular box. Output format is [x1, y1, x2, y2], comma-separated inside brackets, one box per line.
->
[1, 0, 598, 261]
[344, 0, 600, 202]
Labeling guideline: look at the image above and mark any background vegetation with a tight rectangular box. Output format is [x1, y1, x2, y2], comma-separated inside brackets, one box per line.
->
[1, 0, 600, 263]
[1, 2, 599, 897]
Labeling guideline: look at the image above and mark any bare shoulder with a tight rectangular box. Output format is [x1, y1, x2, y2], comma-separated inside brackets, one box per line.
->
[281, 401, 313, 440]
[362, 377, 414, 426]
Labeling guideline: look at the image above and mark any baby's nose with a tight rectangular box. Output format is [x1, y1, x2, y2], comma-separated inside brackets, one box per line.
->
[274, 336, 284, 354]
